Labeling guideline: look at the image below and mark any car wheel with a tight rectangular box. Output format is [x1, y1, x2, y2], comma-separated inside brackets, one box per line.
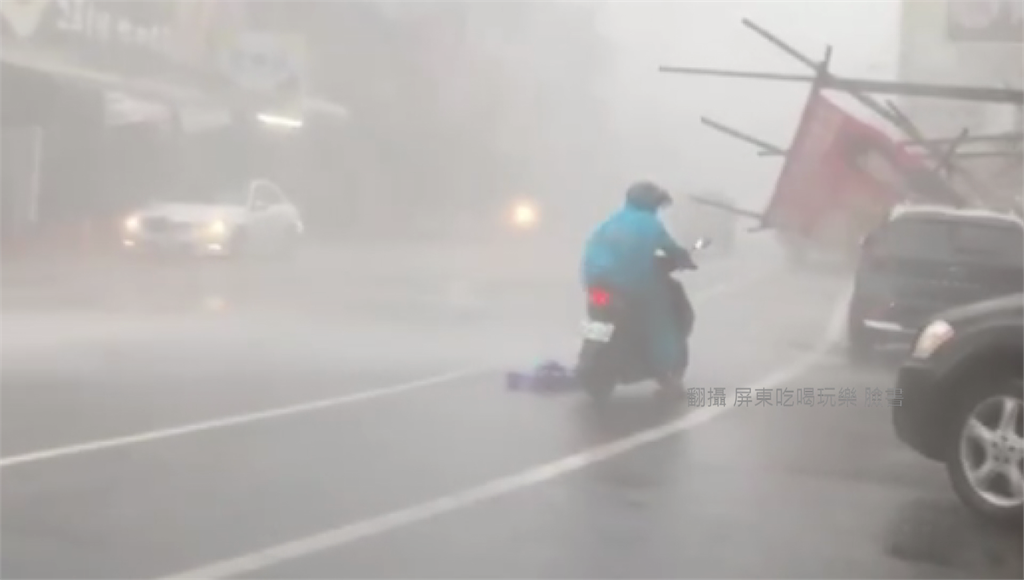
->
[946, 376, 1024, 527]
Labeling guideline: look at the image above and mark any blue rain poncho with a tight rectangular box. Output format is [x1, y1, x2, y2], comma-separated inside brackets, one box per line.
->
[581, 188, 691, 380]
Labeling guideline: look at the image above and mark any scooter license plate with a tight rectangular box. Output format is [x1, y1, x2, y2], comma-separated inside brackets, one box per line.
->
[581, 320, 615, 342]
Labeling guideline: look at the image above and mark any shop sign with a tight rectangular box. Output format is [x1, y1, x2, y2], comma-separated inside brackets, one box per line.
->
[2, 0, 183, 77]
[947, 0, 1023, 43]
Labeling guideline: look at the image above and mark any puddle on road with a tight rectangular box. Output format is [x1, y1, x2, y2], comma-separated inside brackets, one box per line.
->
[885, 496, 1023, 578]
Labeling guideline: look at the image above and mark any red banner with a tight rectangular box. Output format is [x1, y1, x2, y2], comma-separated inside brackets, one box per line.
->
[764, 93, 925, 239]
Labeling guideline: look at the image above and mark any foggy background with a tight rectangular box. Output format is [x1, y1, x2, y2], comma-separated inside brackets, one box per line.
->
[5, 0, 1019, 319]
[1, 0, 908, 255]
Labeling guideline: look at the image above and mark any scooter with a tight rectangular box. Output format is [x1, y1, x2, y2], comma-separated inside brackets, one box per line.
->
[575, 238, 711, 402]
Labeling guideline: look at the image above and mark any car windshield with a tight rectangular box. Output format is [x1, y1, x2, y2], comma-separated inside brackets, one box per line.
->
[877, 218, 1024, 267]
[159, 187, 249, 206]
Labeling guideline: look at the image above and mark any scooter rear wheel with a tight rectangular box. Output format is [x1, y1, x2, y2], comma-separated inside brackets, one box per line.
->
[581, 375, 616, 402]
[654, 342, 689, 400]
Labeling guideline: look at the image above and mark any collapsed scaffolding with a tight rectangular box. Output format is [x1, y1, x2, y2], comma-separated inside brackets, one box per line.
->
[659, 19, 1024, 264]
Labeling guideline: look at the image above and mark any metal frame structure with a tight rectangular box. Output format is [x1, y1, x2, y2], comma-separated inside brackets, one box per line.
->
[660, 19, 1023, 220]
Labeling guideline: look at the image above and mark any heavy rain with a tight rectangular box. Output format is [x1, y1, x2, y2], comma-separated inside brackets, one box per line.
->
[1, 1, 1022, 578]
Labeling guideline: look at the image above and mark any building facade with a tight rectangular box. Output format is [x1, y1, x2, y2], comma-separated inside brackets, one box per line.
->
[897, 0, 1022, 201]
[0, 0, 247, 243]
[898, 0, 1021, 135]
[0, 0, 358, 246]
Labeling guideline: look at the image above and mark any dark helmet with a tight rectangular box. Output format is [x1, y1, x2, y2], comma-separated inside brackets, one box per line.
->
[625, 181, 672, 212]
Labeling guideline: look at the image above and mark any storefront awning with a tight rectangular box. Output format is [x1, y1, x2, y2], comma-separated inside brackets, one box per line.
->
[2, 47, 349, 123]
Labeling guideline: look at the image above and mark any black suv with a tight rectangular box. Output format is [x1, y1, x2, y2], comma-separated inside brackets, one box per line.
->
[893, 293, 1023, 525]
[847, 205, 1023, 360]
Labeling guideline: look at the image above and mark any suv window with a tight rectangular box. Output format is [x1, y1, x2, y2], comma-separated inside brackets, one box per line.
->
[876, 218, 1024, 267]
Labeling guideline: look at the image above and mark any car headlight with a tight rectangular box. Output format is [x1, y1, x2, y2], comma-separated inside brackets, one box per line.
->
[511, 202, 538, 228]
[911, 320, 954, 360]
[124, 215, 141, 233]
[206, 219, 228, 237]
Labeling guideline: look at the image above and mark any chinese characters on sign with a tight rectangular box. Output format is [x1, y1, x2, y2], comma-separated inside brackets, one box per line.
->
[686, 388, 903, 408]
[0, 0, 175, 52]
[0, 0, 189, 80]
[54, 0, 173, 54]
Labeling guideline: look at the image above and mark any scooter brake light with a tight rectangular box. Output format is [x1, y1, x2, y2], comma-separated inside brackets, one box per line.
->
[588, 288, 611, 307]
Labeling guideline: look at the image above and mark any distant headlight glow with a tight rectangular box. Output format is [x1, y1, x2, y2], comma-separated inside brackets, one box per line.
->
[124, 215, 141, 233]
[511, 202, 538, 228]
[206, 219, 228, 237]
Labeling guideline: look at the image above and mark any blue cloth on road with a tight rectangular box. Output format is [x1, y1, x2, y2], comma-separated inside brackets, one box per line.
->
[505, 360, 578, 393]
[581, 199, 689, 380]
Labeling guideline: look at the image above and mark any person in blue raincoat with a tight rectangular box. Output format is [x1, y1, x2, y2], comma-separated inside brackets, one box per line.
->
[581, 181, 694, 393]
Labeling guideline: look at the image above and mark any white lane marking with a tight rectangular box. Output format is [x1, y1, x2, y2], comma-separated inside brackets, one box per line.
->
[159, 293, 848, 580]
[0, 268, 777, 470]
[0, 368, 484, 469]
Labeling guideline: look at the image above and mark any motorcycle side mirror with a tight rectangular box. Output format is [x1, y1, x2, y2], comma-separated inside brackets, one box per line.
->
[692, 237, 712, 250]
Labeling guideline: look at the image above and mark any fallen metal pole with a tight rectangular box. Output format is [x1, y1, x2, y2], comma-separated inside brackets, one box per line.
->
[741, 19, 818, 69]
[934, 128, 971, 177]
[758, 148, 1020, 159]
[885, 100, 993, 206]
[827, 77, 1023, 104]
[699, 117, 787, 155]
[941, 151, 1023, 159]
[902, 131, 1023, 147]
[659, 66, 813, 84]
[684, 193, 766, 221]
[739, 18, 901, 129]
[660, 64, 1024, 103]
[740, 18, 987, 207]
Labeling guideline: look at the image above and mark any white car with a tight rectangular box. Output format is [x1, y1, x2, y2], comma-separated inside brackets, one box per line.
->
[121, 179, 304, 258]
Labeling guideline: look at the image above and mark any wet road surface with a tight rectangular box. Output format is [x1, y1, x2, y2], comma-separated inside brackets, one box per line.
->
[2, 244, 1021, 579]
